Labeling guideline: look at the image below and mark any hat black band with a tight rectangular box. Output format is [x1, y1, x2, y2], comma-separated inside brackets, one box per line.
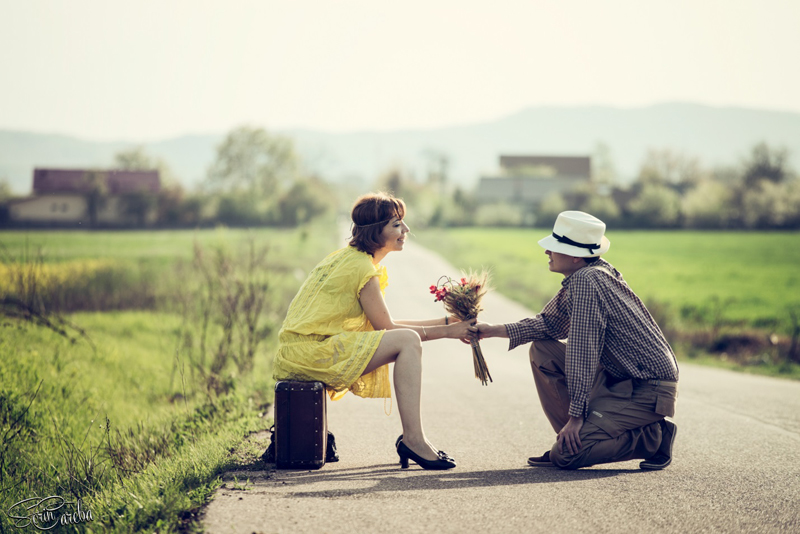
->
[552, 232, 600, 254]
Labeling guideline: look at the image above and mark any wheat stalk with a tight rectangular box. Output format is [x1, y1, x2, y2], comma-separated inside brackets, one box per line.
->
[431, 270, 492, 385]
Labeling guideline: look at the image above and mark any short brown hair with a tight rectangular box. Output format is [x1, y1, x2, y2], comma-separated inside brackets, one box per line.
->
[348, 192, 406, 256]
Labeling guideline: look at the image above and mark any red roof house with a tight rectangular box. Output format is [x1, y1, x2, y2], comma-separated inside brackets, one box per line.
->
[33, 168, 160, 195]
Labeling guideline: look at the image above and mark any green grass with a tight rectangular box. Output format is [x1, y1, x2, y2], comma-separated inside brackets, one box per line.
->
[0, 225, 335, 268]
[0, 311, 273, 532]
[681, 352, 800, 381]
[417, 228, 800, 334]
[0, 223, 339, 532]
[84, 397, 264, 533]
[0, 225, 340, 315]
[417, 227, 800, 379]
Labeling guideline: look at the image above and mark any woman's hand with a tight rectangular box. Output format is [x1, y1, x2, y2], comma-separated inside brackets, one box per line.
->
[468, 322, 490, 341]
[467, 322, 508, 341]
[445, 319, 474, 340]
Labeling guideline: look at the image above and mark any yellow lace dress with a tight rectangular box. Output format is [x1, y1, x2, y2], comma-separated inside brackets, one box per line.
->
[272, 246, 391, 401]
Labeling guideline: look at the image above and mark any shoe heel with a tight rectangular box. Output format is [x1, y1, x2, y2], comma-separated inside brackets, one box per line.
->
[396, 441, 456, 470]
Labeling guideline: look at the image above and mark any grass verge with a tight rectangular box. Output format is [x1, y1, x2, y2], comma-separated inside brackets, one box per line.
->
[416, 227, 800, 378]
[0, 223, 338, 532]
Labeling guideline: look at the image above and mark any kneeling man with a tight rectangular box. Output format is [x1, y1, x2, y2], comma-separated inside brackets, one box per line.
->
[472, 211, 679, 470]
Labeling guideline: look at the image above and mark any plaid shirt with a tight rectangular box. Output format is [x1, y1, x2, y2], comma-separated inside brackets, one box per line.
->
[505, 259, 679, 419]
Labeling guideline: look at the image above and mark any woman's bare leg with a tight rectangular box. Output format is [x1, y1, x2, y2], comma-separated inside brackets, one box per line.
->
[362, 329, 439, 461]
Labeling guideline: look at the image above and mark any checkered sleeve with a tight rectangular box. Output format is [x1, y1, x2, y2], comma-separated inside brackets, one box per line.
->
[565, 272, 606, 419]
[505, 288, 571, 351]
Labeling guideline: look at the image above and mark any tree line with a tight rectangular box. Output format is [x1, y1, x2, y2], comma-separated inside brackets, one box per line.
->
[377, 142, 800, 230]
[116, 126, 339, 228]
[0, 125, 338, 229]
[1, 130, 797, 230]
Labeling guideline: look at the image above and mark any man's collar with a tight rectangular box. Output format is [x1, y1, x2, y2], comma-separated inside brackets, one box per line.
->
[560, 258, 611, 286]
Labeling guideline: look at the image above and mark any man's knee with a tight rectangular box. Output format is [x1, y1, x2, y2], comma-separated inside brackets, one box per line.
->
[529, 338, 566, 367]
[549, 443, 583, 470]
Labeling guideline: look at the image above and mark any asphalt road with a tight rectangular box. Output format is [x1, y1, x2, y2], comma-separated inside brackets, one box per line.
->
[203, 238, 800, 534]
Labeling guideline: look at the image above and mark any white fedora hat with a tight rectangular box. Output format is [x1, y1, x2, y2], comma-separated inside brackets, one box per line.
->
[538, 211, 611, 257]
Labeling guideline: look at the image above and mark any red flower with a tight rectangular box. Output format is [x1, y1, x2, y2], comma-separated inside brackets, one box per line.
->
[461, 278, 467, 285]
[429, 285, 437, 294]
[433, 286, 449, 302]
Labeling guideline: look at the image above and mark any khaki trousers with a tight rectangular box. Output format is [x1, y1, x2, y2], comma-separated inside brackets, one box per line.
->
[529, 339, 678, 470]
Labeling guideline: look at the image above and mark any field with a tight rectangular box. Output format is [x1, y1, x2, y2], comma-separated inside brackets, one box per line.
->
[0, 225, 338, 532]
[417, 228, 800, 374]
[2, 225, 798, 531]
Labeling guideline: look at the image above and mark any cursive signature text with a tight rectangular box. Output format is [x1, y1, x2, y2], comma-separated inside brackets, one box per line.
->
[7, 496, 94, 530]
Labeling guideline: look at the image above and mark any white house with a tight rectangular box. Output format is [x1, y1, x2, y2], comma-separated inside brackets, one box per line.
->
[8, 168, 160, 227]
[476, 155, 591, 204]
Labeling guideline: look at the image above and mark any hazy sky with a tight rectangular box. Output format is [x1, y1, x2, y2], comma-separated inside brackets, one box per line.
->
[2, 0, 799, 141]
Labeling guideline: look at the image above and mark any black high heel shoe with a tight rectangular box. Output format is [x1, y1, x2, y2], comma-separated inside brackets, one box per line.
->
[396, 434, 454, 461]
[396, 440, 456, 470]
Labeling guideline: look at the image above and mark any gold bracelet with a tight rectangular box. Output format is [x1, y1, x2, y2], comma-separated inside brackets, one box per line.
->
[421, 325, 428, 341]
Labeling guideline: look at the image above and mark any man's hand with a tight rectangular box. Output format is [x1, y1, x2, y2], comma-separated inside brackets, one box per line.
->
[468, 322, 506, 341]
[557, 416, 585, 456]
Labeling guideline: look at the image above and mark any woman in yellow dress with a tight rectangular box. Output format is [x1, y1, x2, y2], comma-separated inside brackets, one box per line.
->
[273, 192, 471, 470]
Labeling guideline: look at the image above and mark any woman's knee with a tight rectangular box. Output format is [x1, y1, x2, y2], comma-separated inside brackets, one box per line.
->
[386, 328, 422, 354]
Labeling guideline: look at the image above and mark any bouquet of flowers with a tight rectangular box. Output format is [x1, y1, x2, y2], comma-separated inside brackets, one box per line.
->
[430, 271, 492, 385]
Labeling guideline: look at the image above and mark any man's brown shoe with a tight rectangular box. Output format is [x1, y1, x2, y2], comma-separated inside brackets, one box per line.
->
[640, 419, 677, 470]
[527, 451, 554, 467]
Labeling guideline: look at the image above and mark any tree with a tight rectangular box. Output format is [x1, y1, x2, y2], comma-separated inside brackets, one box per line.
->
[374, 165, 425, 208]
[114, 146, 155, 170]
[741, 142, 792, 189]
[120, 191, 158, 227]
[592, 142, 618, 187]
[475, 202, 525, 227]
[114, 145, 178, 186]
[423, 150, 450, 226]
[581, 194, 621, 225]
[276, 177, 334, 226]
[681, 180, 735, 229]
[563, 180, 621, 225]
[114, 146, 170, 226]
[216, 192, 265, 226]
[448, 187, 478, 226]
[0, 178, 11, 227]
[81, 170, 108, 228]
[627, 184, 681, 228]
[206, 126, 299, 197]
[0, 178, 12, 200]
[155, 185, 186, 226]
[741, 179, 799, 229]
[536, 192, 568, 227]
[424, 150, 449, 189]
[636, 148, 704, 188]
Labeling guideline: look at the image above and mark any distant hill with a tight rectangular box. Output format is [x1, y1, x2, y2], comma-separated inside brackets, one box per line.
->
[2, 102, 800, 194]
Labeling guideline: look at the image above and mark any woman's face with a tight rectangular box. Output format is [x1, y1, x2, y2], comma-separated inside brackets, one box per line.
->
[378, 216, 410, 253]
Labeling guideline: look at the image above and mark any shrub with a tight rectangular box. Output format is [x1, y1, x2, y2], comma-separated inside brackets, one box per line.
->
[627, 184, 682, 228]
[682, 180, 736, 229]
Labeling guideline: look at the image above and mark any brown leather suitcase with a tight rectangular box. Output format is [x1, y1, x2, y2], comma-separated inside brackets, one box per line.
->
[274, 380, 327, 469]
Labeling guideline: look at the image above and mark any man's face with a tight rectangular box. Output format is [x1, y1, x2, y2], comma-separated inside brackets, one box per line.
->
[546, 250, 584, 277]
